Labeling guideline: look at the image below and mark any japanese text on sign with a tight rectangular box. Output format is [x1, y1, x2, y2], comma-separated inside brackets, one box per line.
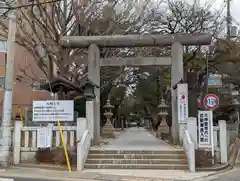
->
[37, 126, 52, 148]
[33, 100, 74, 122]
[177, 84, 188, 123]
[198, 110, 213, 148]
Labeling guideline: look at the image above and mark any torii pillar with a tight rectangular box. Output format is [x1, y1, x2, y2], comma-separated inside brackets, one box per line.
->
[87, 44, 101, 145]
[171, 42, 184, 145]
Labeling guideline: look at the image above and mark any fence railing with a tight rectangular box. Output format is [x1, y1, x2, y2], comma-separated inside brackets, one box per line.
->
[213, 120, 238, 164]
[183, 130, 195, 172]
[77, 129, 91, 171]
[13, 118, 87, 164]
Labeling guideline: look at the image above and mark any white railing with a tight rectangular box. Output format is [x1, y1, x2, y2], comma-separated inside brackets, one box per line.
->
[183, 130, 195, 172]
[77, 129, 91, 171]
[13, 118, 87, 164]
[212, 120, 239, 164]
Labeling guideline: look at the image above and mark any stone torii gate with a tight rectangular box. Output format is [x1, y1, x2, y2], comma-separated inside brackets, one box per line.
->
[61, 33, 212, 145]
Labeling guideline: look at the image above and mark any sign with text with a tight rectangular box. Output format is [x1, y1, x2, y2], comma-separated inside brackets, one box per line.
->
[198, 110, 213, 148]
[37, 127, 52, 148]
[177, 83, 188, 123]
[203, 94, 219, 109]
[32, 100, 74, 122]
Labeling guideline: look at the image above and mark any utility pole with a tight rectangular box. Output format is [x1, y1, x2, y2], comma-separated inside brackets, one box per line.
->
[226, 0, 232, 40]
[0, 10, 17, 167]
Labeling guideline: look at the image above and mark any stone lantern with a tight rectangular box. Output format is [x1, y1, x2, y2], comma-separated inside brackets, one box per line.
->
[157, 98, 169, 138]
[102, 99, 115, 138]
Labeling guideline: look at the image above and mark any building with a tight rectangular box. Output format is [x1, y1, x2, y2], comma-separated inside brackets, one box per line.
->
[0, 41, 51, 119]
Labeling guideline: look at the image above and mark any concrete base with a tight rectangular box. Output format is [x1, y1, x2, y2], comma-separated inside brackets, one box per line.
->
[101, 119, 115, 138]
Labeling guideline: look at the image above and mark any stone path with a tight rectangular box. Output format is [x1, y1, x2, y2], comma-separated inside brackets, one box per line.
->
[96, 127, 176, 150]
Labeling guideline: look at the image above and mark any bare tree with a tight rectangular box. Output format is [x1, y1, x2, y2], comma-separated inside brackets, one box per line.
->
[0, 0, 162, 85]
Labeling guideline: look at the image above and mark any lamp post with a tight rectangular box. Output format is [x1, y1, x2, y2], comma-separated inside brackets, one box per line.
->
[102, 98, 115, 138]
[157, 98, 169, 138]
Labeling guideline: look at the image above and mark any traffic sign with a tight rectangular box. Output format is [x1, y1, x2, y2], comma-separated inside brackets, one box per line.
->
[203, 94, 219, 109]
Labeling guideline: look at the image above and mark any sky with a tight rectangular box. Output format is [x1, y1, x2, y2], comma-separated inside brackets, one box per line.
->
[188, 0, 240, 26]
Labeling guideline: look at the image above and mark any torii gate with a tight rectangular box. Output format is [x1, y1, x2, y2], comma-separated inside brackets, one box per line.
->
[61, 33, 212, 145]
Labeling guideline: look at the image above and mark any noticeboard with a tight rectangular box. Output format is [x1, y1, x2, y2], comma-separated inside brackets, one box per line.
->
[198, 110, 213, 148]
[32, 100, 74, 122]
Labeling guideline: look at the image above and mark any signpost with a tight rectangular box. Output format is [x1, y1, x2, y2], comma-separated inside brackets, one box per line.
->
[32, 100, 73, 172]
[177, 83, 188, 123]
[32, 100, 74, 122]
[198, 110, 214, 164]
[203, 94, 219, 109]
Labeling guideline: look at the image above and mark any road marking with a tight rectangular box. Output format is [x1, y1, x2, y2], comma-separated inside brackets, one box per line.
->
[0, 178, 14, 181]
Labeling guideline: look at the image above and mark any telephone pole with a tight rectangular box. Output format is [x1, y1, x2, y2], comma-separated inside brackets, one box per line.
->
[0, 10, 17, 167]
[226, 0, 232, 40]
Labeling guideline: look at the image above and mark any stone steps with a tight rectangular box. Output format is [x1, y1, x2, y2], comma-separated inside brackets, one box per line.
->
[86, 158, 187, 164]
[88, 149, 184, 154]
[85, 149, 188, 170]
[84, 163, 188, 169]
[88, 154, 186, 159]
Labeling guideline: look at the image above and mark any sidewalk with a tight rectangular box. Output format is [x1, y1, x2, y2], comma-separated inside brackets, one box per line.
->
[0, 167, 216, 181]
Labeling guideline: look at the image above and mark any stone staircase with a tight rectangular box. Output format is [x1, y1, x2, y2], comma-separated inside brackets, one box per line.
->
[85, 149, 188, 169]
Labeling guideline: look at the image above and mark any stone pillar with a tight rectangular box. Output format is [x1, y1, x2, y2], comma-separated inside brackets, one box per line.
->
[85, 100, 94, 140]
[171, 42, 184, 145]
[88, 44, 100, 145]
[187, 117, 198, 149]
[219, 120, 228, 164]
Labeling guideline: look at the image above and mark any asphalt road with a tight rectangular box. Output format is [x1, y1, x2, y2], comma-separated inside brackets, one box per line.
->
[0, 177, 59, 181]
[195, 168, 240, 181]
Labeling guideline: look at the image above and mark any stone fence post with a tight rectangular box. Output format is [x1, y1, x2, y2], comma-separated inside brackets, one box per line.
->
[187, 117, 198, 149]
[219, 120, 228, 164]
[13, 119, 22, 165]
[76, 117, 87, 141]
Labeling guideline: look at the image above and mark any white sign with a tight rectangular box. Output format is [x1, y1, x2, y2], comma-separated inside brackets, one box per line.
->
[37, 127, 52, 148]
[33, 100, 74, 122]
[177, 83, 188, 123]
[0, 40, 7, 53]
[198, 110, 214, 148]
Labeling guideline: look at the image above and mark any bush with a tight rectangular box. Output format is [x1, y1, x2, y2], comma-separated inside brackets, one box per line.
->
[35, 146, 77, 166]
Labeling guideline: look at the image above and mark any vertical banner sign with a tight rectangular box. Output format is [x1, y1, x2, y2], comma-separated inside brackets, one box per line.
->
[177, 83, 188, 123]
[37, 127, 52, 148]
[198, 110, 214, 148]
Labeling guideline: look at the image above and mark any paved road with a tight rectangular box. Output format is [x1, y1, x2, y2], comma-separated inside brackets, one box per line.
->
[94, 127, 176, 150]
[194, 168, 240, 181]
[0, 178, 58, 181]
[209, 169, 240, 181]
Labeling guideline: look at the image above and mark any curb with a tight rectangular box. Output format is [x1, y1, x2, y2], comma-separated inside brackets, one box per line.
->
[190, 138, 240, 180]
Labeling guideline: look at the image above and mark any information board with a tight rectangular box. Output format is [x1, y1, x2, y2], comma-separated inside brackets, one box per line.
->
[177, 83, 189, 123]
[198, 110, 214, 148]
[33, 100, 74, 122]
[37, 127, 52, 148]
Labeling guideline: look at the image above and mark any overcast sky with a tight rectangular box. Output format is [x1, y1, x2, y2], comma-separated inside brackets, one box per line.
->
[188, 0, 240, 26]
